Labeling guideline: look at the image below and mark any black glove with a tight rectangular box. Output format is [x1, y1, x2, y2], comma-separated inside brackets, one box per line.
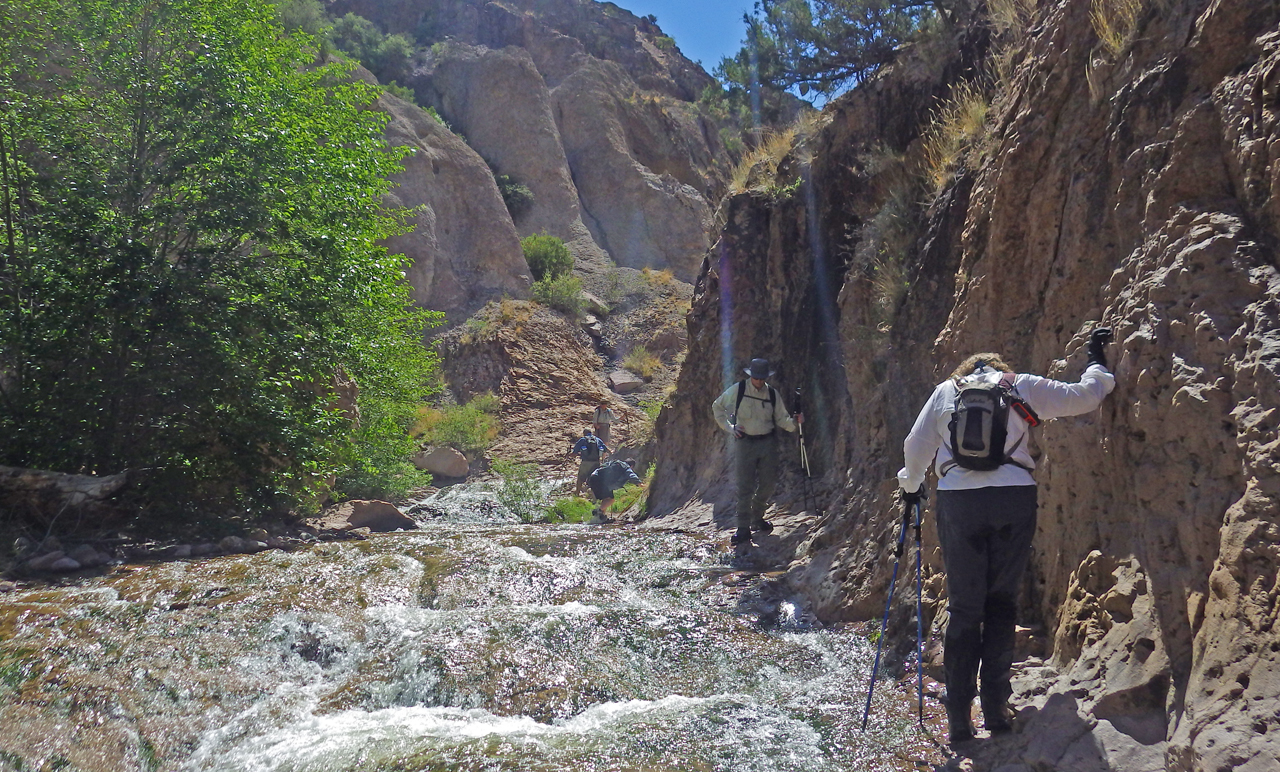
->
[1086, 327, 1113, 368]
[902, 487, 925, 507]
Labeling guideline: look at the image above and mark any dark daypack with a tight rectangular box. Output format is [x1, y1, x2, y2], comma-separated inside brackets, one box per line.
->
[944, 372, 1040, 474]
[734, 380, 776, 424]
[580, 437, 603, 465]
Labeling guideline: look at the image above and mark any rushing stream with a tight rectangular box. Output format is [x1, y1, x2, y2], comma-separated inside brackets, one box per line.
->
[1, 487, 942, 771]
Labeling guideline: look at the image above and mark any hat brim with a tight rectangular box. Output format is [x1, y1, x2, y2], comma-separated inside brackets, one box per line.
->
[743, 368, 775, 378]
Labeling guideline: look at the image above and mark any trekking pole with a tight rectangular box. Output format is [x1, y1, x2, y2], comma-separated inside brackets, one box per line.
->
[793, 388, 819, 516]
[860, 501, 912, 731]
[913, 498, 925, 726]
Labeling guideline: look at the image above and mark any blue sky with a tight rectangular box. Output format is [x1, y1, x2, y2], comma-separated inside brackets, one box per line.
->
[617, 0, 755, 72]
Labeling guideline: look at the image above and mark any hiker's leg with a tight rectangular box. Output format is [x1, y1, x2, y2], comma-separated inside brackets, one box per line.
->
[734, 439, 762, 530]
[596, 424, 610, 445]
[577, 460, 593, 497]
[750, 440, 779, 526]
[979, 486, 1037, 723]
[936, 489, 990, 734]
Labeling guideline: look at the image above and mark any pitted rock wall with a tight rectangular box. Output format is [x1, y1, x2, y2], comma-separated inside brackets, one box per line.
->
[650, 0, 1280, 768]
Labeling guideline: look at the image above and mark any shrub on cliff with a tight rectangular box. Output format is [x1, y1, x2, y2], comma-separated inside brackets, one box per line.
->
[533, 274, 584, 317]
[0, 0, 439, 514]
[521, 234, 573, 281]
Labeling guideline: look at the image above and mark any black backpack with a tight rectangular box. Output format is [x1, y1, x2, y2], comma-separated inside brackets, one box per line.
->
[734, 380, 776, 424]
[943, 372, 1040, 474]
[580, 437, 603, 465]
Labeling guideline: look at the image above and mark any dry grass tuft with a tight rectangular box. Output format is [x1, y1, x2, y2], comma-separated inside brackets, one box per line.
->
[920, 81, 990, 196]
[988, 0, 1039, 37]
[622, 345, 662, 379]
[1091, 0, 1145, 57]
[729, 126, 798, 193]
[641, 267, 675, 286]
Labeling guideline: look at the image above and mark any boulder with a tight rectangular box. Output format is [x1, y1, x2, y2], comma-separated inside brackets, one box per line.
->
[191, 543, 217, 556]
[26, 551, 66, 571]
[0, 581, 15, 593]
[413, 446, 470, 478]
[170, 544, 192, 559]
[333, 500, 417, 533]
[49, 556, 81, 572]
[219, 536, 247, 554]
[608, 370, 645, 394]
[68, 544, 108, 567]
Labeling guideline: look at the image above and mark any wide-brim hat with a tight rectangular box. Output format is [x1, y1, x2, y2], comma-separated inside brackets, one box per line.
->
[744, 358, 774, 379]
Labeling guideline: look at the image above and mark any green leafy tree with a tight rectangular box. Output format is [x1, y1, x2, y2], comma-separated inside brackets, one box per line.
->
[0, 0, 439, 513]
[329, 12, 415, 85]
[520, 234, 573, 281]
[275, 0, 330, 37]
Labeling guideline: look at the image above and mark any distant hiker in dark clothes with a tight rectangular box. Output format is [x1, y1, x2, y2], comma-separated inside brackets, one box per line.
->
[587, 458, 641, 523]
[592, 402, 616, 445]
[711, 358, 803, 546]
[567, 428, 608, 498]
[898, 329, 1114, 744]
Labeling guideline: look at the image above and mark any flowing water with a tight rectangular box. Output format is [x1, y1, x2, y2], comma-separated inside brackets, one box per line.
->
[0, 487, 943, 771]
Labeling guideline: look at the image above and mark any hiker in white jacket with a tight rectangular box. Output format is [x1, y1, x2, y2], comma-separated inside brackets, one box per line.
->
[898, 329, 1115, 743]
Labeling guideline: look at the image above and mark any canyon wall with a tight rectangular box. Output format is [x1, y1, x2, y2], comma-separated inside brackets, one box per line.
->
[337, 0, 732, 320]
[650, 1, 1280, 769]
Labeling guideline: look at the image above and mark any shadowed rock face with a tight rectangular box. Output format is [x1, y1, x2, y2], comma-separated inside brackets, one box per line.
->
[650, 0, 1280, 768]
[332, 0, 728, 284]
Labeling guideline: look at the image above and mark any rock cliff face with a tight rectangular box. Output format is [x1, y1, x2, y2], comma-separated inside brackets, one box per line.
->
[649, 1, 1280, 769]
[335, 0, 730, 286]
[376, 90, 531, 317]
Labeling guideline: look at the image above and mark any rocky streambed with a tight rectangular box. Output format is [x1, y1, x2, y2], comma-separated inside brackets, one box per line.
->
[0, 487, 947, 772]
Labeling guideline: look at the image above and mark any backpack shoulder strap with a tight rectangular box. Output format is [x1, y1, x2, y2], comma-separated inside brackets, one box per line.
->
[734, 379, 747, 417]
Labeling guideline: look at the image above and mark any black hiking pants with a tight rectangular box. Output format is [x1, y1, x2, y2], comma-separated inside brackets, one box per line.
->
[936, 485, 1037, 720]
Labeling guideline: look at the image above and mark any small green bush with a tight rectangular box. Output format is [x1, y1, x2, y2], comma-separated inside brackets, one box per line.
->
[491, 458, 546, 523]
[414, 393, 500, 454]
[610, 483, 646, 516]
[521, 234, 573, 281]
[548, 497, 594, 523]
[654, 35, 676, 51]
[533, 274, 584, 316]
[493, 173, 535, 221]
[384, 81, 416, 103]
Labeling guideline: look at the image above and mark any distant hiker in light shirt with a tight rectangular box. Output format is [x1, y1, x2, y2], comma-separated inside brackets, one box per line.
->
[897, 328, 1115, 744]
[592, 401, 616, 445]
[567, 428, 608, 498]
[711, 358, 803, 546]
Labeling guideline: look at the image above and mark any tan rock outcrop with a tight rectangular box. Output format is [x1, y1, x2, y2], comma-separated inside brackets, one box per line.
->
[333, 0, 729, 285]
[413, 446, 470, 477]
[377, 90, 531, 320]
[415, 41, 608, 268]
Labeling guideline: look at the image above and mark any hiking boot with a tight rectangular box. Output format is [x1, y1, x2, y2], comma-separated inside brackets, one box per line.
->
[943, 692, 975, 744]
[730, 527, 752, 546]
[588, 507, 604, 524]
[752, 519, 773, 534]
[983, 703, 1014, 734]
[947, 712, 975, 744]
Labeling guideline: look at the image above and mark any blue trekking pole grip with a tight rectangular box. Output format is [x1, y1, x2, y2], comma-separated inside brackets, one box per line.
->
[860, 500, 912, 731]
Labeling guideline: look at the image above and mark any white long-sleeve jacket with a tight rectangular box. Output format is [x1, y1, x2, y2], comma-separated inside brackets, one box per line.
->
[897, 364, 1115, 492]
